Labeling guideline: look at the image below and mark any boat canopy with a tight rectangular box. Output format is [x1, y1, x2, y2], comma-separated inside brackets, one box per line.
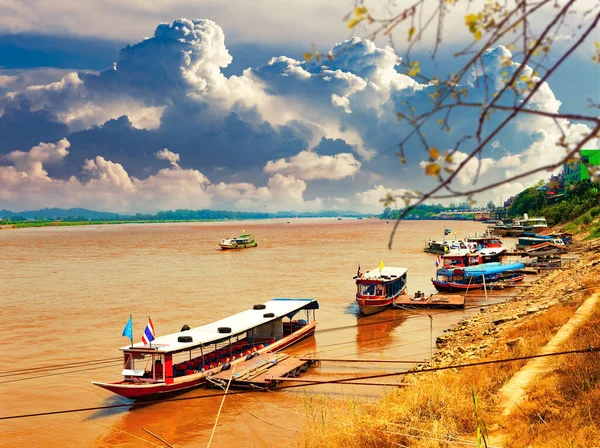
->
[120, 298, 318, 354]
[478, 248, 506, 256]
[464, 262, 525, 278]
[443, 249, 471, 257]
[360, 267, 408, 281]
[437, 262, 503, 276]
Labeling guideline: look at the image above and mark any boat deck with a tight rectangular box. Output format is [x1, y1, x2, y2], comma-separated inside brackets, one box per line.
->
[393, 294, 465, 309]
[207, 352, 312, 389]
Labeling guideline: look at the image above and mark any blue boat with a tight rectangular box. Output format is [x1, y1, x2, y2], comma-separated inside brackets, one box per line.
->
[432, 262, 526, 292]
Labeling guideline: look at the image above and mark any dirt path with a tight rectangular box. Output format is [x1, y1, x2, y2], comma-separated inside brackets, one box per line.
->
[497, 291, 600, 416]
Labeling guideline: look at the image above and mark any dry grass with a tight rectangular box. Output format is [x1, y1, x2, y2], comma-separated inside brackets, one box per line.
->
[299, 286, 595, 447]
[502, 302, 600, 447]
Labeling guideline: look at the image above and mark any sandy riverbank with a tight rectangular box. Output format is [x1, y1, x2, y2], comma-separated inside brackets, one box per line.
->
[301, 237, 600, 447]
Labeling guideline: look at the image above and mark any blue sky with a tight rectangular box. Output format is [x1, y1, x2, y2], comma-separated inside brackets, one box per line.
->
[0, 1, 598, 213]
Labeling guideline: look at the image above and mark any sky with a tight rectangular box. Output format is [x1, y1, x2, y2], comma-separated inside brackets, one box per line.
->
[0, 0, 598, 213]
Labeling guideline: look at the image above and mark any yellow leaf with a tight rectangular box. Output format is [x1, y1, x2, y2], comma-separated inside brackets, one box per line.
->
[348, 18, 360, 29]
[474, 29, 482, 41]
[303, 52, 313, 61]
[464, 14, 478, 26]
[429, 147, 440, 159]
[355, 6, 368, 17]
[408, 26, 416, 41]
[424, 163, 441, 176]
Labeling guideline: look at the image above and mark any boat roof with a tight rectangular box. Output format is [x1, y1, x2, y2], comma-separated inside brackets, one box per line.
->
[443, 249, 471, 257]
[121, 298, 318, 354]
[478, 247, 506, 256]
[464, 262, 525, 277]
[359, 267, 408, 281]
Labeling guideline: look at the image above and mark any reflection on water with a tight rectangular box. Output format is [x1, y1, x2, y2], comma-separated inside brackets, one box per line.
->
[1, 218, 514, 447]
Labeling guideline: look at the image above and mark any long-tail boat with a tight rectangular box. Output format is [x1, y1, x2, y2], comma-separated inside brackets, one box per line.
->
[354, 266, 408, 315]
[431, 262, 525, 292]
[93, 298, 318, 400]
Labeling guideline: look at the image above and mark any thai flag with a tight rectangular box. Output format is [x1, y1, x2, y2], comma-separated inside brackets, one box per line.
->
[435, 255, 441, 267]
[142, 318, 155, 345]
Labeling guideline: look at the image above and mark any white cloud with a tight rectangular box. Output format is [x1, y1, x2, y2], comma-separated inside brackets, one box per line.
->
[0, 139, 328, 213]
[1, 16, 597, 210]
[155, 148, 181, 168]
[4, 138, 70, 178]
[353, 184, 414, 214]
[496, 154, 522, 168]
[264, 150, 361, 180]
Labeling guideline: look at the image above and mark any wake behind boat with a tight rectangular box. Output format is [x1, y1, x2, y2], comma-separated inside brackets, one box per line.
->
[93, 298, 318, 400]
[354, 263, 408, 315]
[219, 229, 257, 250]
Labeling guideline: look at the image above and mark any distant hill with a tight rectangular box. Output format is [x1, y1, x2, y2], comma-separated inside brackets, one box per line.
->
[0, 207, 367, 221]
[0, 208, 125, 220]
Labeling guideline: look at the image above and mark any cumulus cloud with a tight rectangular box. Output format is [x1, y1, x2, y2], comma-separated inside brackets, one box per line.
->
[353, 184, 414, 214]
[0, 139, 327, 213]
[0, 17, 597, 212]
[264, 150, 361, 180]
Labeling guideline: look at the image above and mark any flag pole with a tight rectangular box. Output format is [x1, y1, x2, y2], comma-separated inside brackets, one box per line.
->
[148, 315, 152, 349]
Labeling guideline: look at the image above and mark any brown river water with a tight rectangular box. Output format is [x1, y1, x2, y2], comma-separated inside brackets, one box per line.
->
[0, 219, 520, 447]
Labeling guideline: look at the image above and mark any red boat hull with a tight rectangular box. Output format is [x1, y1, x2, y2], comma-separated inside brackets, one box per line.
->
[356, 286, 406, 316]
[93, 322, 316, 401]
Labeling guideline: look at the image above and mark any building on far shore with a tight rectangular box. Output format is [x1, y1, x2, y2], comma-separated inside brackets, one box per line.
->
[563, 149, 600, 189]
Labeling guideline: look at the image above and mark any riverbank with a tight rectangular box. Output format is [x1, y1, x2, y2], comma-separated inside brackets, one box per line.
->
[301, 237, 600, 447]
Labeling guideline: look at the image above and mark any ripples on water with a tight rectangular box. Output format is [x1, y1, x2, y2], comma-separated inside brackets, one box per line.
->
[0, 219, 520, 447]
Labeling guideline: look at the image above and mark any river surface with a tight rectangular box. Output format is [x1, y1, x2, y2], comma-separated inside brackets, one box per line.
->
[0, 219, 520, 447]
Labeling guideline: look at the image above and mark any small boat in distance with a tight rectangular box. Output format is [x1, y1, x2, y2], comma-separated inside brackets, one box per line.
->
[354, 264, 408, 315]
[93, 298, 319, 400]
[219, 230, 257, 250]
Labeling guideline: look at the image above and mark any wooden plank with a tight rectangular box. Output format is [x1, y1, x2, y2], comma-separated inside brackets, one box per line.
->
[239, 357, 309, 385]
[394, 294, 465, 309]
[210, 353, 287, 381]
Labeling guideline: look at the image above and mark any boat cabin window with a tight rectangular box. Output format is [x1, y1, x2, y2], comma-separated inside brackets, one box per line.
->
[123, 351, 165, 381]
[359, 284, 378, 296]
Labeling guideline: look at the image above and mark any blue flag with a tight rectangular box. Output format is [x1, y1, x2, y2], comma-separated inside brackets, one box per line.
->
[122, 315, 133, 342]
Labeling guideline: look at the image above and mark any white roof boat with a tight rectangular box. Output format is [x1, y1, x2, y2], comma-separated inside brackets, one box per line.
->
[121, 298, 318, 354]
[94, 298, 319, 400]
[359, 266, 408, 281]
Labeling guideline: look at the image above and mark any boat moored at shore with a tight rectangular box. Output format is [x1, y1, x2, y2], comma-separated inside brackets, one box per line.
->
[432, 262, 525, 292]
[354, 265, 408, 315]
[93, 298, 319, 400]
[424, 239, 467, 254]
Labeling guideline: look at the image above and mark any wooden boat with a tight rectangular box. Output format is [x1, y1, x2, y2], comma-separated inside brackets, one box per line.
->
[394, 291, 465, 309]
[93, 298, 319, 400]
[525, 242, 567, 257]
[517, 236, 565, 248]
[354, 267, 408, 315]
[521, 214, 548, 233]
[424, 239, 467, 254]
[465, 235, 502, 249]
[442, 248, 506, 268]
[432, 262, 525, 292]
[219, 232, 257, 249]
